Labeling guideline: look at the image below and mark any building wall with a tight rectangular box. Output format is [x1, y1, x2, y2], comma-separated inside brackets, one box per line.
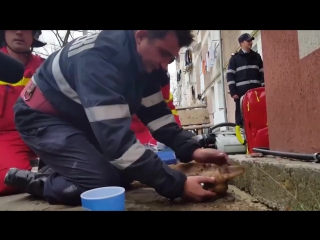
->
[195, 30, 242, 125]
[175, 30, 201, 107]
[221, 30, 241, 123]
[175, 50, 183, 106]
[199, 30, 216, 123]
[176, 46, 190, 107]
[207, 31, 226, 124]
[252, 31, 263, 58]
[261, 30, 320, 153]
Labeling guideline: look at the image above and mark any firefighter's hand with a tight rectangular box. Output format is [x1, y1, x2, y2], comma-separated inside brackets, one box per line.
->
[182, 176, 216, 202]
[232, 94, 239, 99]
[192, 148, 231, 165]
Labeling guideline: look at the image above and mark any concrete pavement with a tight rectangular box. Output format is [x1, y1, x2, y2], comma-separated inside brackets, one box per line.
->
[1, 154, 319, 211]
[0, 185, 269, 211]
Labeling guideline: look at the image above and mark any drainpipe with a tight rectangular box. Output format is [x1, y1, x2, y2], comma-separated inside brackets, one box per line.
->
[218, 30, 228, 123]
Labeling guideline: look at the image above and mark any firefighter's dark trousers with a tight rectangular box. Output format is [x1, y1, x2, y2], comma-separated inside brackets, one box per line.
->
[19, 124, 124, 206]
[235, 99, 242, 126]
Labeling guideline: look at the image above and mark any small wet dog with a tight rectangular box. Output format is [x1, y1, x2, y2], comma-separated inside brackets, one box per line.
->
[132, 161, 245, 198]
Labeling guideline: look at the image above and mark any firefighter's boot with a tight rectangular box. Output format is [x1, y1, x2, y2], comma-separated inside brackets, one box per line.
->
[4, 168, 49, 198]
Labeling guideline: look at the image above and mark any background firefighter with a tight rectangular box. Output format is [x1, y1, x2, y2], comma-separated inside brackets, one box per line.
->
[226, 33, 264, 126]
[130, 70, 181, 145]
[0, 30, 46, 196]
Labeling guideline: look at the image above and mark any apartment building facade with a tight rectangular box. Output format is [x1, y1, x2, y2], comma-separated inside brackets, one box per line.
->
[175, 30, 263, 124]
[175, 30, 320, 154]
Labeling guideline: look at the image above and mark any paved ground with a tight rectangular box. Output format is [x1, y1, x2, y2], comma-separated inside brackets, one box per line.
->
[0, 164, 271, 211]
[230, 154, 320, 211]
[0, 185, 269, 211]
[2, 154, 318, 211]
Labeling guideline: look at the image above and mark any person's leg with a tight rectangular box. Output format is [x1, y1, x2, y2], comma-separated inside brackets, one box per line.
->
[0, 132, 32, 196]
[235, 99, 242, 126]
[5, 124, 121, 205]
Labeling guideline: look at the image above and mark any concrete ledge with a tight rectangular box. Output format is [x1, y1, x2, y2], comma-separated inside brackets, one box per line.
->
[230, 155, 320, 211]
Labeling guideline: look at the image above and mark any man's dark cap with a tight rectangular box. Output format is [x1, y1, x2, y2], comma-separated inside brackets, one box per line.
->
[238, 33, 255, 43]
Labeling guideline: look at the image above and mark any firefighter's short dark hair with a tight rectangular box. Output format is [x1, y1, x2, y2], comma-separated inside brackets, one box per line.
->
[147, 30, 194, 47]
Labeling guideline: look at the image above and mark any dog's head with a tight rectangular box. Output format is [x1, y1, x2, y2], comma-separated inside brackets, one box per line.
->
[170, 162, 245, 195]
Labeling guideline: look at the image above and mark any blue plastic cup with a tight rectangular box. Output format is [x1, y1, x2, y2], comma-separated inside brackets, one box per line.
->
[80, 186, 125, 211]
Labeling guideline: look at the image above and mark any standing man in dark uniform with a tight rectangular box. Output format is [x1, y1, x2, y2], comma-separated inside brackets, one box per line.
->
[6, 30, 230, 206]
[226, 33, 264, 126]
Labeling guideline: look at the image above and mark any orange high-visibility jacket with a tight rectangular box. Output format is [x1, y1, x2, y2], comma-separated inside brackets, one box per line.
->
[130, 81, 181, 145]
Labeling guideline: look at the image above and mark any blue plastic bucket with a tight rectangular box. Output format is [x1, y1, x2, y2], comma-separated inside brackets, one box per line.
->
[80, 186, 125, 211]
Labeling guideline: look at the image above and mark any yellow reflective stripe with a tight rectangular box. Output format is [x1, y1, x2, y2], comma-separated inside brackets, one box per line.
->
[165, 93, 173, 103]
[0, 77, 30, 87]
[254, 91, 260, 102]
[164, 93, 178, 116]
[171, 109, 178, 116]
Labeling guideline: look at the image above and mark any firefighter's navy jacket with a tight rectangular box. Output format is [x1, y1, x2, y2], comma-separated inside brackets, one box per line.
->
[14, 30, 201, 200]
[226, 50, 264, 97]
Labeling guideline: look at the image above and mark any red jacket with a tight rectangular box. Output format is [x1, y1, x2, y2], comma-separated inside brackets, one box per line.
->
[130, 82, 181, 145]
[0, 47, 44, 131]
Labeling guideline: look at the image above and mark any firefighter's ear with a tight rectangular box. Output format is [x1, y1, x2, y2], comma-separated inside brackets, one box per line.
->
[135, 30, 148, 44]
[223, 165, 245, 180]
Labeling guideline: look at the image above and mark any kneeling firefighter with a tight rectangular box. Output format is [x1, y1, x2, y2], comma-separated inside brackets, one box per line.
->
[0, 30, 46, 196]
[37, 70, 181, 171]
